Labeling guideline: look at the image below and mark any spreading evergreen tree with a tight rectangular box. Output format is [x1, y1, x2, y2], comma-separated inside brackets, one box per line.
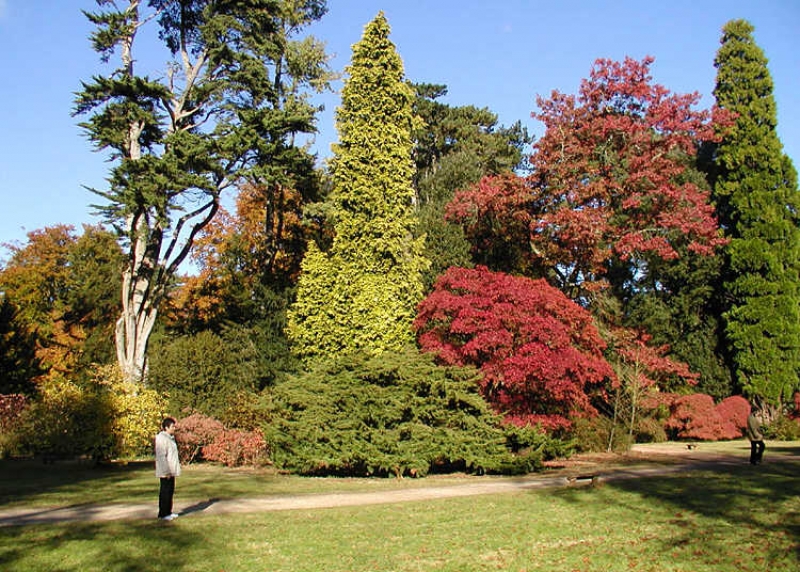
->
[74, 1, 330, 382]
[288, 13, 427, 360]
[0, 295, 40, 395]
[711, 20, 800, 409]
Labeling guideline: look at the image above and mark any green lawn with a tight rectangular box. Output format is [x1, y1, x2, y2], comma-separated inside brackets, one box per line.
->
[1, 443, 798, 571]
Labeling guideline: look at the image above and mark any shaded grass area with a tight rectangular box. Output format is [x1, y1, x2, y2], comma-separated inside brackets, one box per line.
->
[1, 453, 797, 571]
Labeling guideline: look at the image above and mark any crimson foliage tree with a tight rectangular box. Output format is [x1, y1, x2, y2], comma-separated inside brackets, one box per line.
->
[448, 57, 729, 301]
[415, 266, 614, 432]
[663, 393, 747, 441]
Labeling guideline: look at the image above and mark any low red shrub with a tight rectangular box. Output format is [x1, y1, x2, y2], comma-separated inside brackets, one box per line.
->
[202, 429, 267, 467]
[715, 395, 750, 434]
[174, 413, 224, 463]
[665, 393, 740, 441]
[791, 392, 800, 420]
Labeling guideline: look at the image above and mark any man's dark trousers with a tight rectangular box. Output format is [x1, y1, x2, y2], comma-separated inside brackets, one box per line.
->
[750, 440, 765, 465]
[159, 477, 175, 517]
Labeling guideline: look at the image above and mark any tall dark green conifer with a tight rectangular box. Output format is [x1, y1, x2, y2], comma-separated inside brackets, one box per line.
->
[712, 19, 800, 408]
[287, 13, 427, 360]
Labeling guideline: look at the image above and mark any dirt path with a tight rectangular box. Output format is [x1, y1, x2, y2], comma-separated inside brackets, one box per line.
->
[1, 443, 793, 527]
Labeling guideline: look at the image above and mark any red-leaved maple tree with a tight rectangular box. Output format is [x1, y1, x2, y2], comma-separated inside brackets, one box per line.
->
[448, 57, 731, 298]
[415, 266, 615, 431]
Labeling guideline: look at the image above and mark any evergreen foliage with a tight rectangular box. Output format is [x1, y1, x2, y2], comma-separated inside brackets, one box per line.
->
[711, 20, 800, 407]
[0, 296, 40, 395]
[287, 13, 428, 360]
[147, 326, 267, 419]
[622, 247, 732, 399]
[66, 226, 125, 368]
[411, 83, 530, 289]
[75, 0, 331, 382]
[266, 349, 544, 477]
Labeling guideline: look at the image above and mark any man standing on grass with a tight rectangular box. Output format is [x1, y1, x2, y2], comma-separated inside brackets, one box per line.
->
[746, 409, 765, 465]
[155, 417, 181, 520]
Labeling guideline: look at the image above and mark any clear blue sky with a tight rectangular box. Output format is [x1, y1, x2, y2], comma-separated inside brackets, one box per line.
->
[1, 1, 798, 257]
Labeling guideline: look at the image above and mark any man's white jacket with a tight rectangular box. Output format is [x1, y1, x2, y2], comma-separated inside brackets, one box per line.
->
[155, 431, 182, 478]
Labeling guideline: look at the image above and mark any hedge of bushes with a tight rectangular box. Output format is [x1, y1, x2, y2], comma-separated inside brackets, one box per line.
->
[174, 412, 267, 467]
[0, 365, 165, 460]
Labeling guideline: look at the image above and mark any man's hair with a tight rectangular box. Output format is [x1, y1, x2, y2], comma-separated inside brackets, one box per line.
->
[161, 417, 177, 430]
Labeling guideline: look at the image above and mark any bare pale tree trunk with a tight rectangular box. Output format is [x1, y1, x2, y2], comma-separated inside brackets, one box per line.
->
[110, 0, 218, 383]
[116, 214, 162, 383]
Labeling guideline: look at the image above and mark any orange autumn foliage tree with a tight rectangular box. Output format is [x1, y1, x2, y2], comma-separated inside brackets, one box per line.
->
[168, 181, 317, 330]
[1, 225, 122, 384]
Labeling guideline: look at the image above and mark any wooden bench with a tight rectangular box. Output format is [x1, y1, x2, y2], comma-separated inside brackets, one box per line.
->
[566, 474, 599, 486]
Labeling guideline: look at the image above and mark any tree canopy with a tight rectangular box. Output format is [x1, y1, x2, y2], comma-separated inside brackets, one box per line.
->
[449, 57, 729, 302]
[416, 266, 615, 432]
[75, 0, 331, 382]
[0, 225, 122, 388]
[411, 83, 531, 289]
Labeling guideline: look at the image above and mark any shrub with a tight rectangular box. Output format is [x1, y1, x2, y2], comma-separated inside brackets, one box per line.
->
[14, 366, 166, 460]
[266, 349, 536, 477]
[174, 413, 224, 464]
[92, 364, 166, 458]
[147, 329, 263, 419]
[16, 374, 116, 459]
[218, 390, 273, 431]
[632, 416, 668, 444]
[790, 392, 800, 420]
[0, 394, 29, 458]
[715, 395, 750, 433]
[415, 266, 614, 432]
[763, 415, 800, 440]
[639, 392, 677, 421]
[202, 428, 268, 467]
[664, 393, 740, 441]
[499, 423, 573, 473]
[570, 416, 632, 453]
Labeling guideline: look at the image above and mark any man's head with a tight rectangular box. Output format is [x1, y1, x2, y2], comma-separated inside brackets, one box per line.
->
[162, 417, 177, 434]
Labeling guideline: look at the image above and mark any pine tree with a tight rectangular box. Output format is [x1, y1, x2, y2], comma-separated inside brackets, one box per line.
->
[287, 13, 428, 360]
[712, 20, 800, 409]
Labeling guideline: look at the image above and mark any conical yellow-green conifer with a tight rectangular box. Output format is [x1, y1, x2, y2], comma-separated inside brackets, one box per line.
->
[288, 13, 428, 361]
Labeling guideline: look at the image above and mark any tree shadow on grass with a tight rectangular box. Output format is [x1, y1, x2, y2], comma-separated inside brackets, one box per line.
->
[0, 459, 153, 508]
[555, 455, 800, 567]
[0, 518, 207, 572]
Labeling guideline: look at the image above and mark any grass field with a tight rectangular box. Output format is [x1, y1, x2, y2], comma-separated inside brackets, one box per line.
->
[1, 442, 798, 571]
